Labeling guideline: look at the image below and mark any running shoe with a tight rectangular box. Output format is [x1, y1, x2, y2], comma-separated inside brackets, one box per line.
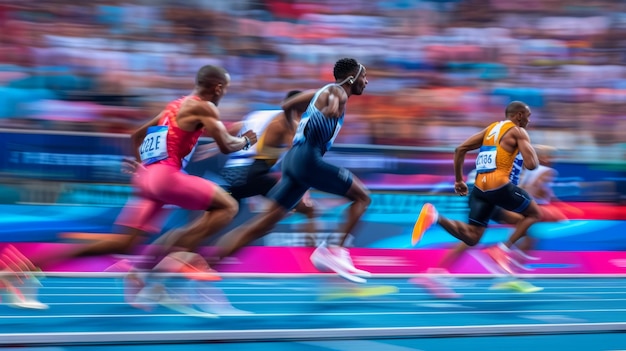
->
[410, 276, 461, 299]
[484, 245, 516, 275]
[130, 280, 165, 311]
[156, 252, 221, 281]
[489, 280, 543, 293]
[0, 276, 48, 310]
[311, 242, 365, 284]
[123, 271, 145, 305]
[495, 243, 533, 271]
[318, 285, 398, 300]
[412, 203, 439, 246]
[188, 281, 251, 316]
[329, 246, 371, 277]
[511, 246, 540, 262]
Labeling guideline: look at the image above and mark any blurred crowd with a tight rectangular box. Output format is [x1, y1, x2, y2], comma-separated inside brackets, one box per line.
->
[1, 0, 625, 158]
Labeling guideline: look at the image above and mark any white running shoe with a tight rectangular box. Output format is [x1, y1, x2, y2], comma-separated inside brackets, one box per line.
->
[189, 281, 251, 316]
[130, 281, 165, 311]
[310, 242, 365, 284]
[0, 276, 48, 310]
[329, 246, 371, 278]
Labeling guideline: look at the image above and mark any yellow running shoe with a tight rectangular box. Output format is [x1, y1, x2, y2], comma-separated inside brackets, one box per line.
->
[489, 280, 543, 293]
[318, 285, 399, 300]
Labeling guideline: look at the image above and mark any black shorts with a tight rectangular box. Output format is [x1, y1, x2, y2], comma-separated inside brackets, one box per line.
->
[221, 159, 278, 201]
[269, 143, 353, 210]
[468, 182, 532, 227]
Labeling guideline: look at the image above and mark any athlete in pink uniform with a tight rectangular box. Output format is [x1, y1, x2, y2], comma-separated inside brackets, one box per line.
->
[6, 65, 256, 309]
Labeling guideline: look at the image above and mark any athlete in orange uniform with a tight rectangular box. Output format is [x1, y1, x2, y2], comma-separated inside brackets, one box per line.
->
[412, 101, 542, 274]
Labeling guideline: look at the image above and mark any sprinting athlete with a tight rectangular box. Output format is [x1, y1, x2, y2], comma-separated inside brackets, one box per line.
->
[211, 58, 372, 284]
[220, 90, 316, 245]
[412, 101, 542, 276]
[19, 65, 257, 310]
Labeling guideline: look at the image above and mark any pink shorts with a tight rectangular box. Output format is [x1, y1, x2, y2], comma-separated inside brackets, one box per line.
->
[115, 163, 217, 233]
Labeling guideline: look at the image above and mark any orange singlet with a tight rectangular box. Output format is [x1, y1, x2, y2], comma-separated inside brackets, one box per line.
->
[474, 120, 519, 191]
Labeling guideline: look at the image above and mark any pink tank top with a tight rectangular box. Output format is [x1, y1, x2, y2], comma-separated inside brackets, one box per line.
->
[154, 95, 204, 169]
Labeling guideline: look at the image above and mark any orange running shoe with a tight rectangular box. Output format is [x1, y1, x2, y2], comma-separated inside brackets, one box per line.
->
[411, 203, 439, 246]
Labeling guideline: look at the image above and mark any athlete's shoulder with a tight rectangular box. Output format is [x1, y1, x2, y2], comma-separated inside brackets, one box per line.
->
[181, 98, 219, 119]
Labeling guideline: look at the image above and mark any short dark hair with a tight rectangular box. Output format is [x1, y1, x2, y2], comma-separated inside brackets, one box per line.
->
[333, 58, 360, 81]
[195, 65, 229, 88]
[505, 101, 528, 117]
[285, 90, 302, 100]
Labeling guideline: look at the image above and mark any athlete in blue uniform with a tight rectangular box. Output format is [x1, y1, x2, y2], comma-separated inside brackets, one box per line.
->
[213, 58, 371, 283]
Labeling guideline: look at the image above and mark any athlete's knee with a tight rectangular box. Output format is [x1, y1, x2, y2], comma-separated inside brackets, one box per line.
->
[348, 183, 371, 207]
[223, 196, 239, 219]
[524, 204, 542, 222]
[211, 193, 239, 219]
[464, 226, 484, 247]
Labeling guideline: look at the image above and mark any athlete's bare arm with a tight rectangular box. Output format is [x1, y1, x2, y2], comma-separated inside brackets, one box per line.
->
[454, 128, 487, 182]
[452, 128, 487, 196]
[130, 112, 163, 161]
[281, 89, 315, 113]
[315, 85, 347, 118]
[226, 121, 244, 136]
[513, 128, 538, 170]
[178, 100, 257, 154]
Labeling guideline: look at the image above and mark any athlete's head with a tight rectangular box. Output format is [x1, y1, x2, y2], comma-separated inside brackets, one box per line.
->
[285, 90, 302, 100]
[195, 65, 231, 106]
[333, 58, 367, 96]
[505, 101, 531, 128]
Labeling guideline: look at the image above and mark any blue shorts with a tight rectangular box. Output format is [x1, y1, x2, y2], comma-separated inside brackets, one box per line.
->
[269, 143, 353, 210]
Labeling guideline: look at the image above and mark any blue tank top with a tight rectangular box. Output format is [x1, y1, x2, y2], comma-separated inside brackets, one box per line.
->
[292, 84, 344, 154]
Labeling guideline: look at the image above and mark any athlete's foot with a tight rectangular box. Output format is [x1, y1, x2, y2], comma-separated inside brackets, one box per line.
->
[412, 203, 439, 246]
[489, 280, 543, 293]
[191, 281, 251, 316]
[310, 242, 365, 284]
[410, 276, 460, 299]
[155, 252, 221, 282]
[484, 245, 517, 275]
[496, 243, 533, 271]
[329, 246, 371, 278]
[123, 270, 146, 305]
[511, 246, 540, 261]
[130, 281, 165, 311]
[0, 277, 48, 310]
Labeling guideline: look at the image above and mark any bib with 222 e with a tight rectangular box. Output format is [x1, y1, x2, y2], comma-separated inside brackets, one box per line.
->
[475, 145, 496, 173]
[140, 126, 168, 165]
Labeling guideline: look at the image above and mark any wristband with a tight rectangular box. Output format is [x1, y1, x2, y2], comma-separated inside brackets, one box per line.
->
[242, 136, 251, 150]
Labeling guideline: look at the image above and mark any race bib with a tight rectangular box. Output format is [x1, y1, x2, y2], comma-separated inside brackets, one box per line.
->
[140, 126, 168, 165]
[475, 145, 497, 173]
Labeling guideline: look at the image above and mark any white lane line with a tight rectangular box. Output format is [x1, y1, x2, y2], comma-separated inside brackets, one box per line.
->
[1, 308, 625, 319]
[23, 291, 626, 297]
[36, 285, 626, 290]
[3, 322, 626, 345]
[300, 340, 424, 351]
[7, 297, 626, 307]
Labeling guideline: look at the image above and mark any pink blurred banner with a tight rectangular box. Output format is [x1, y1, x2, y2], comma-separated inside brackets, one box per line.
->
[7, 243, 626, 275]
